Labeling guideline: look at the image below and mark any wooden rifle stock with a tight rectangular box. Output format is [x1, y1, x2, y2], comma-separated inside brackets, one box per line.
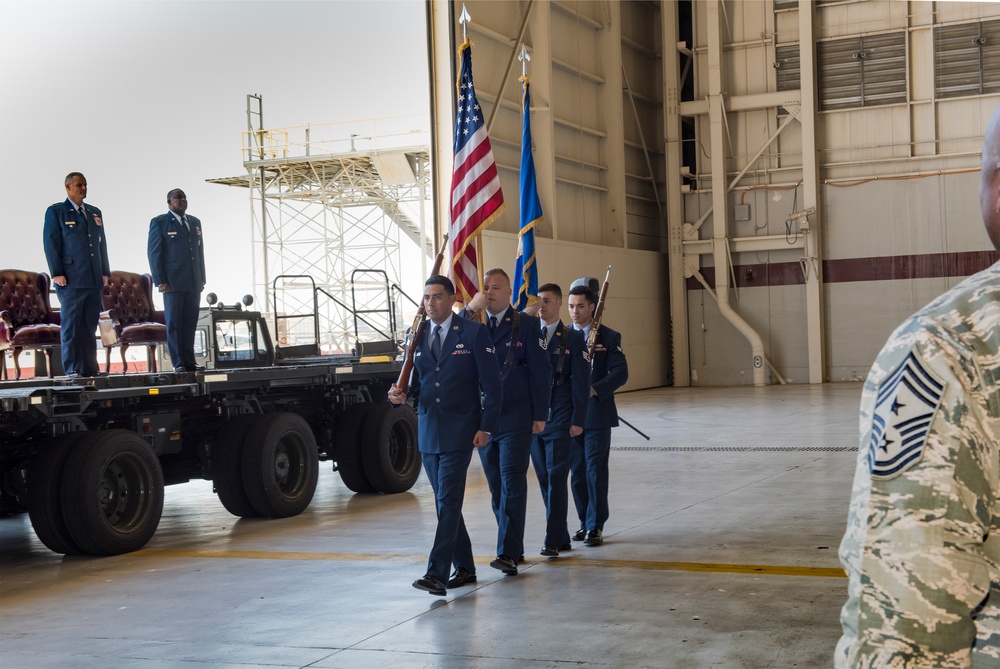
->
[586, 265, 612, 364]
[395, 234, 449, 394]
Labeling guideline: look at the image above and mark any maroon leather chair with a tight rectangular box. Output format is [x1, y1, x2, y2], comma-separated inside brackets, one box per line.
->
[99, 271, 167, 374]
[0, 270, 62, 380]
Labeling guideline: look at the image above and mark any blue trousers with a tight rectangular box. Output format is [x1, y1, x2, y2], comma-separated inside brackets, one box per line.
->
[421, 450, 475, 583]
[570, 427, 611, 532]
[164, 290, 201, 368]
[530, 427, 572, 548]
[55, 286, 101, 376]
[478, 426, 532, 559]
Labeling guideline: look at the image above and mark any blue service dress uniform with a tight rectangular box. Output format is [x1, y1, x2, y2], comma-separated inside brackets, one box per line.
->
[42, 199, 111, 376]
[530, 321, 589, 549]
[409, 313, 502, 585]
[147, 212, 206, 369]
[571, 324, 628, 534]
[479, 306, 552, 560]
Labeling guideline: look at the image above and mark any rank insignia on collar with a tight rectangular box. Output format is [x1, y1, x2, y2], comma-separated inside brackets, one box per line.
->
[867, 350, 945, 480]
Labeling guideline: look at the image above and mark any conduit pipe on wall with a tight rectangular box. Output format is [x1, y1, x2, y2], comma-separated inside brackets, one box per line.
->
[706, 0, 766, 386]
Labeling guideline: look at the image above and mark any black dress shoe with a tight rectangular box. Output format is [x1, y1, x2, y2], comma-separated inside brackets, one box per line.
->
[573, 527, 586, 541]
[584, 529, 604, 546]
[489, 555, 518, 575]
[447, 568, 477, 588]
[540, 545, 559, 557]
[412, 574, 446, 596]
[558, 543, 573, 552]
[173, 366, 189, 373]
[517, 554, 525, 564]
[192, 365, 206, 372]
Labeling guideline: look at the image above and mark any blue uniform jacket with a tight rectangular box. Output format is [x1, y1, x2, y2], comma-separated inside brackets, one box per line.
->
[43, 200, 110, 289]
[410, 313, 502, 454]
[485, 306, 552, 433]
[543, 321, 590, 432]
[147, 213, 206, 291]
[583, 325, 628, 429]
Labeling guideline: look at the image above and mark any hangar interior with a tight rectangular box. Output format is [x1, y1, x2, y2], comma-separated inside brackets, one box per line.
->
[429, 0, 1000, 390]
[3, 2, 999, 669]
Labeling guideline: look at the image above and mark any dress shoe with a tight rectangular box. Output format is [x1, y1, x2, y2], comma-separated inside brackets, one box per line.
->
[412, 574, 446, 596]
[192, 365, 206, 372]
[173, 366, 189, 373]
[540, 545, 559, 557]
[558, 543, 573, 552]
[584, 529, 604, 546]
[573, 527, 586, 541]
[447, 568, 477, 588]
[517, 554, 525, 563]
[489, 555, 518, 575]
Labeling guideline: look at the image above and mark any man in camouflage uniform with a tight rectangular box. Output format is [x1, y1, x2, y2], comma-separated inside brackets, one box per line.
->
[835, 107, 1000, 667]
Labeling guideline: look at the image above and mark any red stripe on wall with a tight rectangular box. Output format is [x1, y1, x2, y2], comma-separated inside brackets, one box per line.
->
[685, 251, 999, 290]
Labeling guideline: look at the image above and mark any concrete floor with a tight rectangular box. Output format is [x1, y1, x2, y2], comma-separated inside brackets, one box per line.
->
[0, 383, 862, 669]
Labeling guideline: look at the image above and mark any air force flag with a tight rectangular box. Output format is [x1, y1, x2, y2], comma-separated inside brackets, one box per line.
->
[866, 350, 946, 480]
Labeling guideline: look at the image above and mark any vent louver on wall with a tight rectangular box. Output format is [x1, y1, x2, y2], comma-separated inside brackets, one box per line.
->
[817, 32, 906, 111]
[934, 20, 1000, 99]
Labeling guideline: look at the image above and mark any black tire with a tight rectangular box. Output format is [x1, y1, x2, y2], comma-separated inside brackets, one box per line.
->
[361, 401, 421, 494]
[27, 432, 90, 554]
[211, 414, 261, 518]
[241, 413, 319, 517]
[333, 403, 376, 493]
[60, 430, 165, 556]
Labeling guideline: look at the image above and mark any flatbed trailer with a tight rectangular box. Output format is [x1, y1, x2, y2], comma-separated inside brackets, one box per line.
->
[0, 295, 419, 556]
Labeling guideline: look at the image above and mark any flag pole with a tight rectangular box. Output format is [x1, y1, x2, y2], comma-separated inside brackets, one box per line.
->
[485, 0, 535, 136]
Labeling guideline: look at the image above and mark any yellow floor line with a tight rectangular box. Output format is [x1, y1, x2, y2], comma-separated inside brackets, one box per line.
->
[131, 548, 845, 578]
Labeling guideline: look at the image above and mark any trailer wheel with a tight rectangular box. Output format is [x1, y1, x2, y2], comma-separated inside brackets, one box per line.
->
[332, 403, 376, 493]
[361, 401, 421, 494]
[27, 432, 89, 555]
[60, 430, 164, 556]
[241, 413, 319, 517]
[212, 414, 261, 518]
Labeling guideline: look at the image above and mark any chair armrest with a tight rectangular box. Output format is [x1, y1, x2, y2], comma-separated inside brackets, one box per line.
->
[0, 310, 11, 348]
[98, 309, 121, 347]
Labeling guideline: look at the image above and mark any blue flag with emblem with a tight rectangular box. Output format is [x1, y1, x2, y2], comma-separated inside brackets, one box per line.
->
[867, 350, 946, 479]
[513, 75, 541, 311]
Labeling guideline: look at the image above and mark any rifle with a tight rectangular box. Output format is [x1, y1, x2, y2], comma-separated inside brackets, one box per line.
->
[395, 234, 448, 394]
[586, 265, 612, 365]
[585, 266, 651, 441]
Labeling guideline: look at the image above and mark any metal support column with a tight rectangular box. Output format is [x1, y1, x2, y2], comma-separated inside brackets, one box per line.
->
[799, 0, 826, 383]
[706, 0, 766, 386]
[663, 1, 690, 386]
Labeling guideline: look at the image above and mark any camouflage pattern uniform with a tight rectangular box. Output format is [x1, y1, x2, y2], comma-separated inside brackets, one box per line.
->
[836, 261, 1000, 668]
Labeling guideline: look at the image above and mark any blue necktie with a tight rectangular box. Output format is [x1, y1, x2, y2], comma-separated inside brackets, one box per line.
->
[431, 324, 442, 360]
[489, 316, 497, 333]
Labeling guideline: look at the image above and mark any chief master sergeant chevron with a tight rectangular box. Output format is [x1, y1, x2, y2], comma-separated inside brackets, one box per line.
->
[835, 106, 1000, 667]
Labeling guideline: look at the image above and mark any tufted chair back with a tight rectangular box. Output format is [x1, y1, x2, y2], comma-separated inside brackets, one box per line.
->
[0, 269, 61, 379]
[103, 271, 156, 327]
[99, 271, 167, 374]
[0, 270, 56, 329]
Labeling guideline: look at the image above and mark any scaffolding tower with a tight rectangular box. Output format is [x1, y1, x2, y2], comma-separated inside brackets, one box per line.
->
[208, 95, 432, 354]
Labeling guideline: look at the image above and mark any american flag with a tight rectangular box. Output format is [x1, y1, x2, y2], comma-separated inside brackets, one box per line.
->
[449, 41, 505, 305]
